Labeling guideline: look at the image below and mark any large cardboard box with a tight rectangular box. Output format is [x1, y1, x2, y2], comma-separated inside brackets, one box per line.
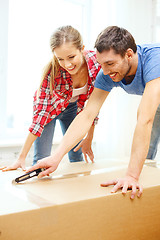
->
[0, 159, 160, 240]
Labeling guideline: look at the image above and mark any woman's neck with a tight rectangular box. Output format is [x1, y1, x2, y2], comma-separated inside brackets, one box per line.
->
[71, 58, 88, 88]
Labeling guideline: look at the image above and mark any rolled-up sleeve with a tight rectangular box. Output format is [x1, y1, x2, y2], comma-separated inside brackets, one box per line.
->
[29, 79, 53, 137]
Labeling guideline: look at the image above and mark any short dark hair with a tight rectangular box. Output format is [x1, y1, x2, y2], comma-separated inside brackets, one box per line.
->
[95, 26, 137, 57]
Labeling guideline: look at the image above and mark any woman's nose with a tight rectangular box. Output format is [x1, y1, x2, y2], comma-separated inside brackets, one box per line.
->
[64, 60, 72, 68]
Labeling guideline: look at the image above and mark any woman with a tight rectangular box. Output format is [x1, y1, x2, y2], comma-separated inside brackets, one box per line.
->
[1, 25, 101, 171]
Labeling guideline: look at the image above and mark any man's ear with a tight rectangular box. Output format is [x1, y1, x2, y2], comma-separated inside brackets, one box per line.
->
[126, 48, 134, 59]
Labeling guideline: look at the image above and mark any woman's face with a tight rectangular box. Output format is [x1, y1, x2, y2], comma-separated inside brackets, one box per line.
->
[54, 42, 84, 75]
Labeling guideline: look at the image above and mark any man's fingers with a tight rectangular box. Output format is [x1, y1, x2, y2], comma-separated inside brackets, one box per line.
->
[26, 165, 40, 173]
[101, 177, 143, 199]
[137, 184, 143, 198]
[130, 184, 137, 199]
[100, 179, 117, 187]
[111, 183, 122, 193]
[27, 160, 46, 172]
[122, 183, 128, 194]
[38, 168, 53, 178]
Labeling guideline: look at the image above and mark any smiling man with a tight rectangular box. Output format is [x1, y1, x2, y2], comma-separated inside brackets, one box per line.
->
[28, 26, 160, 199]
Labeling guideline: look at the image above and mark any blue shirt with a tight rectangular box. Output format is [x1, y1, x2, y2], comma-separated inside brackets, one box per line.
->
[94, 44, 160, 95]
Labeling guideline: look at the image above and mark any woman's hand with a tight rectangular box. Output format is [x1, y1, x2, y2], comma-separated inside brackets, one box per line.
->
[0, 157, 26, 171]
[101, 175, 143, 199]
[0, 133, 38, 172]
[26, 155, 60, 178]
[74, 137, 94, 163]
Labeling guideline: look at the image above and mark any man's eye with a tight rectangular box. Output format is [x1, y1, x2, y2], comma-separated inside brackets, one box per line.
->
[69, 56, 75, 59]
[107, 63, 113, 66]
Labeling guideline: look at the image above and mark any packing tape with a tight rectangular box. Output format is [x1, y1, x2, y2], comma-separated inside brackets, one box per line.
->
[5, 166, 125, 208]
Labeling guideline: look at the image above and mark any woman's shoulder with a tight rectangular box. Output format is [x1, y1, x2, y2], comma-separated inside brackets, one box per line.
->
[84, 49, 101, 73]
[83, 50, 96, 59]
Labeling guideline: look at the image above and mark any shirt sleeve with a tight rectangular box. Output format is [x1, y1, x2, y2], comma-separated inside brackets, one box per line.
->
[29, 77, 54, 137]
[94, 69, 115, 92]
[143, 49, 160, 83]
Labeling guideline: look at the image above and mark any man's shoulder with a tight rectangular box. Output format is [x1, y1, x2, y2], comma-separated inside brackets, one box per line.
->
[137, 43, 160, 55]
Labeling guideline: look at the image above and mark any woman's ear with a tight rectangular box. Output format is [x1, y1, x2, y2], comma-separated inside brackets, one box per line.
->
[82, 45, 85, 51]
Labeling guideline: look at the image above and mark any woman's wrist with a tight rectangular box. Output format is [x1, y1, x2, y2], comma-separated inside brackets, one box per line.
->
[18, 152, 27, 160]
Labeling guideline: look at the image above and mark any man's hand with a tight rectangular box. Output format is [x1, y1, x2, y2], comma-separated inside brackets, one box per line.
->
[74, 138, 94, 163]
[101, 175, 143, 199]
[26, 156, 60, 178]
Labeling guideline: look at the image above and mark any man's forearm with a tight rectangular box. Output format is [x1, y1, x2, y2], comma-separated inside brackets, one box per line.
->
[55, 109, 95, 160]
[126, 121, 153, 180]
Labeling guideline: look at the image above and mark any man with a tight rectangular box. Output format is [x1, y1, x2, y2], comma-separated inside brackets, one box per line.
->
[28, 26, 160, 199]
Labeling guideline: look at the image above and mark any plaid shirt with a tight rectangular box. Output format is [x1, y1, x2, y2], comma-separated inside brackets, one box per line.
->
[29, 50, 101, 137]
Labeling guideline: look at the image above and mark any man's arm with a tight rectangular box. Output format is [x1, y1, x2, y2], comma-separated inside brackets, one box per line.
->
[27, 88, 109, 177]
[101, 78, 160, 198]
[127, 78, 160, 179]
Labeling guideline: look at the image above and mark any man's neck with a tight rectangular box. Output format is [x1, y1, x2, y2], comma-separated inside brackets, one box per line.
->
[125, 52, 138, 84]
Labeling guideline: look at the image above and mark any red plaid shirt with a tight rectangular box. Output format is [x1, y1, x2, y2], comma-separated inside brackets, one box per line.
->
[29, 50, 101, 137]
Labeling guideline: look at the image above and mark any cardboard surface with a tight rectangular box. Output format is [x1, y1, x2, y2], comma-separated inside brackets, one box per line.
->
[0, 159, 160, 240]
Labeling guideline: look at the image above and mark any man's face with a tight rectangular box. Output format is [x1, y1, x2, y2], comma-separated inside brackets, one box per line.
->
[96, 48, 132, 82]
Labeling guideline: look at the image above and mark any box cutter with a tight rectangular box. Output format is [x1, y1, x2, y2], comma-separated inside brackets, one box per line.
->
[12, 168, 45, 184]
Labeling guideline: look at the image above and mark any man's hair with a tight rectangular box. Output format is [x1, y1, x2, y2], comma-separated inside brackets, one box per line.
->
[95, 26, 137, 57]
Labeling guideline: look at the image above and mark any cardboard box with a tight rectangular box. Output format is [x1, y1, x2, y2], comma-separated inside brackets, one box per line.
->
[0, 159, 160, 240]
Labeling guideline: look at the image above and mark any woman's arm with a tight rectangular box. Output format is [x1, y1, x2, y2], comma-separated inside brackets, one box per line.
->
[73, 124, 95, 163]
[0, 132, 37, 171]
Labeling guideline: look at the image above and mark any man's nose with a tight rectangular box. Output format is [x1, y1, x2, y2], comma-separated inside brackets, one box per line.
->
[102, 67, 110, 75]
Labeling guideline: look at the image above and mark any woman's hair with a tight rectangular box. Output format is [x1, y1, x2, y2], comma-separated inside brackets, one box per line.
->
[37, 25, 83, 98]
[94, 26, 137, 57]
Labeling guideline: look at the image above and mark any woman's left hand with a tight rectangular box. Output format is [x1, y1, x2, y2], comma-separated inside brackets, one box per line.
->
[74, 138, 94, 163]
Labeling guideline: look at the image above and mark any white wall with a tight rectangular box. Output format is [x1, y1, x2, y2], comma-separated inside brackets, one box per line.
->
[89, 0, 153, 47]
[0, 0, 9, 139]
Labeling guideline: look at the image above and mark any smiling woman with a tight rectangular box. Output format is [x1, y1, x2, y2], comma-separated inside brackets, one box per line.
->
[0, 0, 91, 144]
[0, 24, 101, 171]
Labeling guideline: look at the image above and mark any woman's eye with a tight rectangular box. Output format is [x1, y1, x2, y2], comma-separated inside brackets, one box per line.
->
[69, 56, 75, 59]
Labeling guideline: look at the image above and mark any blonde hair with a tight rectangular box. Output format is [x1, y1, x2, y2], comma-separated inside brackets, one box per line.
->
[37, 26, 83, 98]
